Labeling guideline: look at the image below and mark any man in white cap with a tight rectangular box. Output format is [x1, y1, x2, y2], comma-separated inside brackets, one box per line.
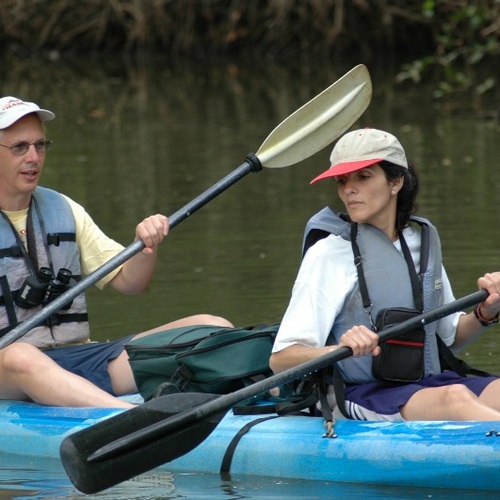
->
[270, 127, 500, 422]
[0, 96, 231, 407]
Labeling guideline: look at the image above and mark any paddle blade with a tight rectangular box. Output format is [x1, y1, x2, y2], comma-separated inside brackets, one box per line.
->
[60, 393, 223, 494]
[256, 64, 372, 168]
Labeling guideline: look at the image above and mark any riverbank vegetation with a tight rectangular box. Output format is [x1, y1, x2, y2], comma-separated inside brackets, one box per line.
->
[1, 0, 499, 95]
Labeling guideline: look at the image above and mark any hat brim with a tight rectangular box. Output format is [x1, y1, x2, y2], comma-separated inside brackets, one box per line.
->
[0, 109, 55, 129]
[310, 158, 383, 184]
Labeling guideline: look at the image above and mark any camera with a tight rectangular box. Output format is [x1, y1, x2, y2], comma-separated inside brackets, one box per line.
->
[16, 268, 74, 310]
[16, 267, 53, 309]
[46, 268, 73, 309]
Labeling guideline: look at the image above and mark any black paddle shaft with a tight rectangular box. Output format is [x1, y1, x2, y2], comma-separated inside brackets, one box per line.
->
[91, 289, 490, 459]
[60, 289, 488, 494]
[0, 155, 262, 349]
[168, 154, 262, 228]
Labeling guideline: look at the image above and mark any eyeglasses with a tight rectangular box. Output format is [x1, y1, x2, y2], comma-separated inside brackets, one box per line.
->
[0, 140, 53, 156]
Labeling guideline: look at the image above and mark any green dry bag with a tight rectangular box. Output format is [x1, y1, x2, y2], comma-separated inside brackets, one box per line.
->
[125, 323, 279, 401]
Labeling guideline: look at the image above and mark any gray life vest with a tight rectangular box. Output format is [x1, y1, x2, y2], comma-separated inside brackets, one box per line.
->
[302, 207, 444, 384]
[0, 187, 90, 348]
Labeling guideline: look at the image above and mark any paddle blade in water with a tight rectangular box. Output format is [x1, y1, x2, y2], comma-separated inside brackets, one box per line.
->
[60, 393, 223, 494]
[256, 64, 372, 168]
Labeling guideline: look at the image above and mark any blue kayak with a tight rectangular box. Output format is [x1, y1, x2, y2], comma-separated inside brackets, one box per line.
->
[1, 399, 500, 491]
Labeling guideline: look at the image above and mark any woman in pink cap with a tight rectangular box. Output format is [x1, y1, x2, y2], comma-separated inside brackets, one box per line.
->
[270, 128, 500, 422]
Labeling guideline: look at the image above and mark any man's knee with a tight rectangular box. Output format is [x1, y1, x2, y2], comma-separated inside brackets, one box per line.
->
[0, 342, 45, 376]
[196, 314, 233, 327]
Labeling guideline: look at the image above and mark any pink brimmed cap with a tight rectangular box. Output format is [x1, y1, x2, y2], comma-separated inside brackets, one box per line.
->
[0, 96, 55, 129]
[310, 128, 408, 184]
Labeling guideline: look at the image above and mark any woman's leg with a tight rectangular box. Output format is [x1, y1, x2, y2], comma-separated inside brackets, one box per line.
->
[477, 378, 500, 411]
[401, 383, 500, 421]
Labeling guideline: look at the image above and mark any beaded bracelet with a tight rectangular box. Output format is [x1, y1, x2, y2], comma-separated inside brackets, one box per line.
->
[474, 304, 500, 328]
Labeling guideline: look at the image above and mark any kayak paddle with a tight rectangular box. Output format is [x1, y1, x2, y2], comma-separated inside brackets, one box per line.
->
[0, 64, 372, 349]
[60, 289, 488, 493]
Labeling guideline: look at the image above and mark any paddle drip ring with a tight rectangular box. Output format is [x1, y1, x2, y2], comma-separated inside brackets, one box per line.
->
[246, 153, 263, 173]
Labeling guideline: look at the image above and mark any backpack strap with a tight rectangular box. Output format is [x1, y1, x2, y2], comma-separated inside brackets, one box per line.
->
[331, 367, 350, 420]
[274, 377, 319, 416]
[220, 416, 279, 475]
[232, 377, 319, 417]
[316, 368, 338, 437]
[436, 335, 497, 378]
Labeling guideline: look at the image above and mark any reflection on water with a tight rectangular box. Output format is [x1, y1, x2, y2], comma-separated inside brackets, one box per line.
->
[0, 453, 498, 500]
[1, 55, 500, 498]
[2, 57, 500, 360]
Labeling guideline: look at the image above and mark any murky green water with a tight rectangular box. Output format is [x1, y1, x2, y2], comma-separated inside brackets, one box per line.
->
[1, 56, 500, 498]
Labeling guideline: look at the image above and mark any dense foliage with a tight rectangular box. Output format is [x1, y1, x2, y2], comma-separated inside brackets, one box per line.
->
[1, 0, 499, 94]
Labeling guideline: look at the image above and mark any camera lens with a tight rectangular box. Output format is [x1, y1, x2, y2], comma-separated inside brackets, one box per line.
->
[56, 268, 72, 285]
[38, 267, 53, 283]
[47, 268, 73, 310]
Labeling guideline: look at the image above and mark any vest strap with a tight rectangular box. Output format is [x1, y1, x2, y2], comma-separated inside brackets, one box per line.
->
[352, 223, 423, 314]
[43, 313, 89, 327]
[0, 288, 19, 306]
[0, 276, 18, 330]
[0, 247, 23, 259]
[47, 232, 76, 246]
[0, 313, 89, 339]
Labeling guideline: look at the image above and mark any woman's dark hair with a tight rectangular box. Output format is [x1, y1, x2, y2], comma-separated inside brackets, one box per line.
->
[380, 160, 419, 231]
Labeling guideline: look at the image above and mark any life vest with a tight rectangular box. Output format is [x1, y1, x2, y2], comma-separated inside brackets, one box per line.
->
[302, 207, 444, 384]
[0, 187, 89, 348]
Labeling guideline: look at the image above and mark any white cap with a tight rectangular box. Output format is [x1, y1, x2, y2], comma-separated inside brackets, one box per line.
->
[0, 96, 55, 129]
[310, 128, 408, 184]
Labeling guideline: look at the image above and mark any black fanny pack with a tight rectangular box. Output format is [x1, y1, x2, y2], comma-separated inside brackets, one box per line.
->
[371, 307, 426, 382]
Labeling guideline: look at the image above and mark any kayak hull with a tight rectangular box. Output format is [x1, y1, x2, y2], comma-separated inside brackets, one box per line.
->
[0, 400, 499, 491]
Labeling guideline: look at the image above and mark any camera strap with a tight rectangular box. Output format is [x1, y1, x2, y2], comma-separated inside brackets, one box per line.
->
[0, 210, 37, 276]
[26, 205, 40, 273]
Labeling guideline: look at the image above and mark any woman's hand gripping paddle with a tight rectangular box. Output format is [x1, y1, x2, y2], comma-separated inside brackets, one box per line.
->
[0, 64, 372, 350]
[60, 290, 488, 493]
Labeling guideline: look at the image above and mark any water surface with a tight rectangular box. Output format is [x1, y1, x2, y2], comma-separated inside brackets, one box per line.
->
[1, 56, 499, 498]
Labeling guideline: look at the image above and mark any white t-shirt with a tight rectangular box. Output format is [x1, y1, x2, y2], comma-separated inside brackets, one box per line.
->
[272, 228, 461, 353]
